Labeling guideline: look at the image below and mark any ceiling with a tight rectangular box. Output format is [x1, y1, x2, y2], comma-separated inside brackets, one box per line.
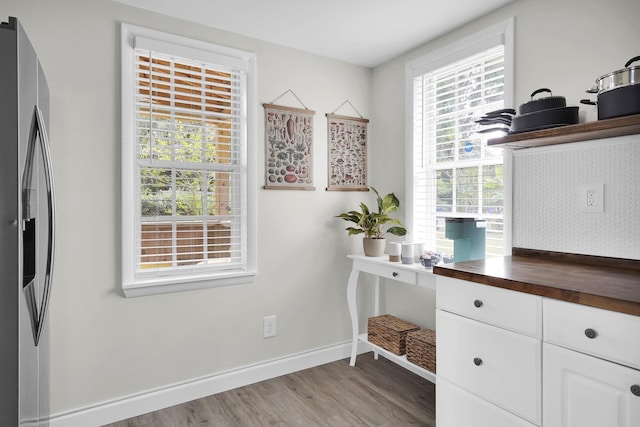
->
[114, 0, 514, 68]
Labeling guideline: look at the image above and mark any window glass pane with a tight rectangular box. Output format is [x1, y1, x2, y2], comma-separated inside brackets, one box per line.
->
[176, 221, 205, 266]
[455, 166, 479, 214]
[436, 169, 453, 213]
[150, 118, 173, 161]
[207, 221, 232, 259]
[140, 222, 172, 268]
[140, 167, 172, 216]
[482, 164, 503, 215]
[174, 120, 204, 163]
[206, 171, 231, 216]
[435, 119, 455, 163]
[175, 170, 203, 216]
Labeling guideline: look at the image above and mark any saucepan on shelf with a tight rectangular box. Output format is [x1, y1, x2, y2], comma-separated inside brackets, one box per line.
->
[581, 56, 640, 120]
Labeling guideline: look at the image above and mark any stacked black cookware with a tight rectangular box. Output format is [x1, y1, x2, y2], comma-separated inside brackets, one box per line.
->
[476, 88, 579, 135]
[476, 55, 640, 136]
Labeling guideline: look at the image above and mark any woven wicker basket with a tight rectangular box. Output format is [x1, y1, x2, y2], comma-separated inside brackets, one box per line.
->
[367, 314, 419, 355]
[406, 329, 436, 373]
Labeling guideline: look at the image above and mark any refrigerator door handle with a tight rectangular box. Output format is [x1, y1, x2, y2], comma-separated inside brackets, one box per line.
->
[21, 105, 55, 346]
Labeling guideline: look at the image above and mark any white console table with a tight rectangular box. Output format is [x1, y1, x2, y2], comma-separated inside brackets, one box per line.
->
[346, 254, 437, 383]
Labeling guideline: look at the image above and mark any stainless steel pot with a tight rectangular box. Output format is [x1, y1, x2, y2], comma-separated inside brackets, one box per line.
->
[590, 56, 640, 94]
[581, 56, 640, 120]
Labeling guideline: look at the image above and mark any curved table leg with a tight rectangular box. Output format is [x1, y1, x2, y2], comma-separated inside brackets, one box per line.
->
[347, 267, 360, 366]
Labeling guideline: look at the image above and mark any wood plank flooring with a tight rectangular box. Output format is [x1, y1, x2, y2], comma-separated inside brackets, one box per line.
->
[103, 352, 435, 426]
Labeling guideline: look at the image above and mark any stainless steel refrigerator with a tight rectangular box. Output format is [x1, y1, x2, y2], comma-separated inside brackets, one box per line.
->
[1, 16, 55, 427]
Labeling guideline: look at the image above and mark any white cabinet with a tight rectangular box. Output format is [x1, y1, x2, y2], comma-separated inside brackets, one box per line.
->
[436, 276, 640, 427]
[543, 300, 640, 427]
[543, 343, 640, 427]
[437, 379, 537, 427]
[436, 276, 542, 426]
[437, 310, 541, 424]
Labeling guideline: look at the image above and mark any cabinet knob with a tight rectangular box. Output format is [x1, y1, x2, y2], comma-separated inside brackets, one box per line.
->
[473, 357, 483, 366]
[392, 272, 398, 277]
[584, 328, 598, 339]
[631, 385, 640, 397]
[473, 299, 483, 308]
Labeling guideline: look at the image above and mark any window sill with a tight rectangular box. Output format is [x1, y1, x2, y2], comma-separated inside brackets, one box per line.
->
[122, 271, 256, 297]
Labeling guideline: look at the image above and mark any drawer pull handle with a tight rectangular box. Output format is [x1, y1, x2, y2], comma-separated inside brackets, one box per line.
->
[584, 328, 598, 339]
[392, 272, 398, 277]
[631, 385, 640, 397]
[473, 357, 483, 366]
[473, 299, 483, 308]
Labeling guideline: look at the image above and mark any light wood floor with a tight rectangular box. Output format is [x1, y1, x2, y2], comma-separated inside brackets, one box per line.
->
[103, 352, 435, 426]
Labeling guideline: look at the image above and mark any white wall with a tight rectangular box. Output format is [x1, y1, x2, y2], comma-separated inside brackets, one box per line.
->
[370, 0, 640, 324]
[513, 136, 640, 259]
[5, 0, 376, 416]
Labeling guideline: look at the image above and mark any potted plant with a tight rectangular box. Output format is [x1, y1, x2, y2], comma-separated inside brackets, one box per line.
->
[336, 187, 407, 257]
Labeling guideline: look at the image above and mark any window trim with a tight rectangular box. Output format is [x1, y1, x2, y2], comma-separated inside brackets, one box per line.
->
[121, 23, 257, 297]
[404, 17, 515, 255]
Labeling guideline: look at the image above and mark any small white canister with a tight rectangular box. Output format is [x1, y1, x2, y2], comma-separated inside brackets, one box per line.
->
[401, 243, 414, 264]
[388, 242, 401, 262]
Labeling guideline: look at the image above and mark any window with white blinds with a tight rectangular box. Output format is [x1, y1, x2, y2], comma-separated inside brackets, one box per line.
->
[407, 21, 513, 260]
[121, 24, 257, 296]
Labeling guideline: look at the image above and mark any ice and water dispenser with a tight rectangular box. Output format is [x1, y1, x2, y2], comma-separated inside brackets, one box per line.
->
[445, 218, 487, 263]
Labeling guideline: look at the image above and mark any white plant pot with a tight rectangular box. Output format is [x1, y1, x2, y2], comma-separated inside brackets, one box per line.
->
[363, 237, 386, 257]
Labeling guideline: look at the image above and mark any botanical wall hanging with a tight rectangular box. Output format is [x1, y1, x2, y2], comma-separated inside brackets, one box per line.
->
[326, 100, 368, 191]
[263, 102, 315, 190]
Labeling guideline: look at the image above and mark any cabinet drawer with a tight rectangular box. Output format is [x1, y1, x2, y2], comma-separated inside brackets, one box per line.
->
[543, 343, 640, 427]
[436, 276, 542, 338]
[437, 378, 537, 427]
[437, 309, 542, 424]
[356, 261, 417, 285]
[544, 299, 640, 370]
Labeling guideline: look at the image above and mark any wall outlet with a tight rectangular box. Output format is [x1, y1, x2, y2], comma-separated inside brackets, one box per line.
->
[263, 315, 277, 338]
[579, 183, 604, 213]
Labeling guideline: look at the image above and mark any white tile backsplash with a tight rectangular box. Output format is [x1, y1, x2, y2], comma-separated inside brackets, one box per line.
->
[513, 135, 640, 260]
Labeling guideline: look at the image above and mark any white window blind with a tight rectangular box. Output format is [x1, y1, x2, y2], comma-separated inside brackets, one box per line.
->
[121, 24, 257, 296]
[134, 47, 245, 276]
[412, 45, 506, 258]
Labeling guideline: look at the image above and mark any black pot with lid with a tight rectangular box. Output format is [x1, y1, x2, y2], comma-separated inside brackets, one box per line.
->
[510, 88, 579, 133]
[518, 88, 566, 115]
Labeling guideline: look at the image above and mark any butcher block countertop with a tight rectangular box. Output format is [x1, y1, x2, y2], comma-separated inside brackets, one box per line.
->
[433, 248, 640, 317]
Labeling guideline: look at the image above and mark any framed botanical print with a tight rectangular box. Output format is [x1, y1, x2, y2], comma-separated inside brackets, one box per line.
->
[326, 114, 369, 191]
[263, 103, 315, 190]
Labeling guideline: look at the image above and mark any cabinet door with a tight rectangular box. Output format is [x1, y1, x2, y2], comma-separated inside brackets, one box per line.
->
[544, 343, 640, 427]
[436, 310, 542, 424]
[437, 378, 537, 427]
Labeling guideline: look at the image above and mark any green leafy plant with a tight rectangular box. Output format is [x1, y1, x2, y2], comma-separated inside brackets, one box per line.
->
[336, 187, 407, 239]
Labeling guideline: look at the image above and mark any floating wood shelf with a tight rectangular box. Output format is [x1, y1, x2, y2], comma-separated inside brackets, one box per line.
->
[487, 113, 640, 149]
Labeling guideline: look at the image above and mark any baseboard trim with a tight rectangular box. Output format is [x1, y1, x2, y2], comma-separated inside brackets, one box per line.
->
[49, 340, 371, 426]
